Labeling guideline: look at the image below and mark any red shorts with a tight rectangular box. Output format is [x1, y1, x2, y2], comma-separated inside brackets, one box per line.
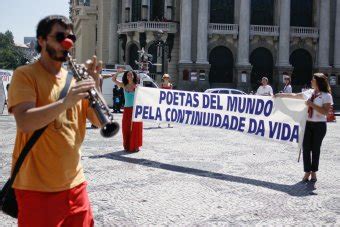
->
[15, 182, 94, 227]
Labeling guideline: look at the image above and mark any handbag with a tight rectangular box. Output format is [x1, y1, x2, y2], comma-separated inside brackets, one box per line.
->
[0, 72, 73, 218]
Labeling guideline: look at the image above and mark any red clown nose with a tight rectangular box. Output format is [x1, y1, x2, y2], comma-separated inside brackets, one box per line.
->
[61, 38, 74, 50]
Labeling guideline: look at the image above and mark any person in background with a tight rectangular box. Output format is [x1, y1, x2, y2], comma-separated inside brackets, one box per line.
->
[274, 73, 333, 183]
[112, 85, 123, 113]
[256, 77, 273, 96]
[112, 71, 142, 152]
[160, 74, 173, 90]
[159, 74, 173, 128]
[281, 75, 292, 93]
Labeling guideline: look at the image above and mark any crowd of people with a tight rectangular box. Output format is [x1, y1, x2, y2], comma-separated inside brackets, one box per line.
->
[1, 14, 335, 226]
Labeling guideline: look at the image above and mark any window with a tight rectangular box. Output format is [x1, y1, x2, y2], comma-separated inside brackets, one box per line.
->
[150, 0, 165, 21]
[83, 0, 90, 6]
[231, 90, 243, 95]
[219, 90, 230, 94]
[131, 0, 142, 22]
[291, 0, 313, 27]
[251, 0, 274, 25]
[125, 7, 130, 22]
[210, 0, 234, 24]
[143, 81, 157, 88]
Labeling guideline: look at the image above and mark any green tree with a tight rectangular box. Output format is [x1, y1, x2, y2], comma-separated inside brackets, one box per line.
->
[0, 31, 29, 69]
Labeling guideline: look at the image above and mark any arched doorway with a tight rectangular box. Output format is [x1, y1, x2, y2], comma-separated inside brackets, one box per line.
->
[209, 46, 234, 84]
[210, 0, 234, 24]
[148, 41, 165, 78]
[289, 49, 313, 90]
[250, 47, 274, 90]
[251, 0, 274, 25]
[128, 43, 139, 70]
[291, 0, 313, 27]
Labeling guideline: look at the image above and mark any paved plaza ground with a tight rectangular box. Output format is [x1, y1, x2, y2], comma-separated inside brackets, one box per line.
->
[1, 107, 340, 226]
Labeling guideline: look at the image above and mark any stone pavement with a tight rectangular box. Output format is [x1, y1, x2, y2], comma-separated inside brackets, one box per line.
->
[1, 108, 340, 226]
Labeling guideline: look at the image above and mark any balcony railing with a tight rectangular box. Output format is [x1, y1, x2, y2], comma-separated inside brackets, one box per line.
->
[250, 25, 279, 36]
[117, 22, 178, 34]
[290, 26, 319, 38]
[208, 23, 239, 35]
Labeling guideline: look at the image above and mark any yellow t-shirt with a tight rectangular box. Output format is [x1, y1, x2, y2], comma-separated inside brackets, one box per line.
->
[8, 61, 88, 192]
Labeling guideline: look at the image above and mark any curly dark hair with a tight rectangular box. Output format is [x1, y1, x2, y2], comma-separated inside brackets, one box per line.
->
[313, 73, 331, 93]
[122, 71, 138, 86]
[36, 15, 73, 53]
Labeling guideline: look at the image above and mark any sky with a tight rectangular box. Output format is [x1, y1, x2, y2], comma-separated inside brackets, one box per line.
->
[0, 0, 69, 44]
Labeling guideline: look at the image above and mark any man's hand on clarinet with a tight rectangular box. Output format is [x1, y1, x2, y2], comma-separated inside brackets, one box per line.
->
[85, 55, 103, 88]
[63, 80, 95, 109]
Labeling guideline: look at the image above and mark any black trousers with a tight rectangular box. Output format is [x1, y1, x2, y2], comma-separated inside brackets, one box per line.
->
[302, 121, 327, 172]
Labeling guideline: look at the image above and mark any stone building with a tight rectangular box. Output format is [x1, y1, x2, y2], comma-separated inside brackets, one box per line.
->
[70, 0, 340, 106]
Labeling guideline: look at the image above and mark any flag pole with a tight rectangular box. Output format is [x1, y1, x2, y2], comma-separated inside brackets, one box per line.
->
[298, 148, 302, 162]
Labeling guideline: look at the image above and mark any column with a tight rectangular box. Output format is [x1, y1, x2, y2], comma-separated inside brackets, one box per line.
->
[108, 0, 119, 65]
[237, 0, 251, 66]
[277, 0, 291, 67]
[334, 0, 340, 68]
[196, 0, 209, 64]
[318, 0, 330, 68]
[179, 0, 192, 63]
[121, 0, 125, 23]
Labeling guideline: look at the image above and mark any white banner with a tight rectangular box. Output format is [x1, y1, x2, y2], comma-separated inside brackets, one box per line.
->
[133, 87, 308, 147]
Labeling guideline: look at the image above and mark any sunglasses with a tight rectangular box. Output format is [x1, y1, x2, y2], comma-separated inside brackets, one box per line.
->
[49, 32, 76, 43]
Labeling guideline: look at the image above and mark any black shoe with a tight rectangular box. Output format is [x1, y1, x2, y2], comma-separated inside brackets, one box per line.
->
[302, 178, 309, 183]
[310, 178, 317, 183]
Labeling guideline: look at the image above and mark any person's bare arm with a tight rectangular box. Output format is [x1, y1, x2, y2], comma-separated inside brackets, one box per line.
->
[12, 80, 95, 133]
[274, 92, 304, 100]
[112, 74, 124, 88]
[306, 101, 331, 115]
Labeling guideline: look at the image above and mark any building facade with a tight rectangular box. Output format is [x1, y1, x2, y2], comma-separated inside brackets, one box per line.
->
[70, 0, 340, 106]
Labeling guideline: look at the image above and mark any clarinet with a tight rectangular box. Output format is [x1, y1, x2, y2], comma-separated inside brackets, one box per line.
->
[64, 52, 120, 138]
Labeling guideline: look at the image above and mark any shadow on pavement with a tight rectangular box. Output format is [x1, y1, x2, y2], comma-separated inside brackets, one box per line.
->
[89, 151, 318, 197]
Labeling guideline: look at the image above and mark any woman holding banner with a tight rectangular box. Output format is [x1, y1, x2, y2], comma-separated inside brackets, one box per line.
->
[275, 73, 333, 183]
[112, 71, 143, 152]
